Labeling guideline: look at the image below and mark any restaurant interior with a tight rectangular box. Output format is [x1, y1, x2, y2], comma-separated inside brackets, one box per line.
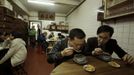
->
[0, 0, 134, 75]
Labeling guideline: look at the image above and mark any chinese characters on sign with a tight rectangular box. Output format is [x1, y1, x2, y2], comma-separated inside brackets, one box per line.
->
[38, 11, 55, 21]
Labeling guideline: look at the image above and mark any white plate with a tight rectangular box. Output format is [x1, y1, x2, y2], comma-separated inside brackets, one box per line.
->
[83, 64, 95, 72]
[108, 61, 120, 68]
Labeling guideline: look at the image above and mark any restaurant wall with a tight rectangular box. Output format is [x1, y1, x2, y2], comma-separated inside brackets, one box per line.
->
[29, 11, 66, 30]
[67, 0, 102, 38]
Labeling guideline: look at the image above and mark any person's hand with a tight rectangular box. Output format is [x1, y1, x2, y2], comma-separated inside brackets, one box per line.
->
[61, 47, 74, 57]
[92, 48, 103, 55]
[103, 52, 110, 55]
[122, 54, 134, 65]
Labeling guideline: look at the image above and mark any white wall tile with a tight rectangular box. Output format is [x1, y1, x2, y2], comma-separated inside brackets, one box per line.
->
[128, 45, 134, 51]
[122, 33, 129, 39]
[129, 33, 134, 39]
[129, 38, 134, 45]
[105, 17, 134, 56]
[123, 25, 130, 33]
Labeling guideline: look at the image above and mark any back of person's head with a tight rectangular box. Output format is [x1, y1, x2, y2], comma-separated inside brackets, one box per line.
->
[0, 32, 3, 36]
[97, 25, 114, 37]
[58, 33, 61, 36]
[4, 32, 10, 36]
[43, 32, 47, 35]
[0, 32, 11, 42]
[69, 28, 86, 40]
[0, 32, 4, 42]
[0, 32, 10, 39]
[0, 32, 9, 36]
[11, 32, 22, 38]
[32, 25, 35, 27]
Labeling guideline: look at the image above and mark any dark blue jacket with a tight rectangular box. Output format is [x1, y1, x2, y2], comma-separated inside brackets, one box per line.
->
[85, 37, 127, 58]
[47, 38, 86, 66]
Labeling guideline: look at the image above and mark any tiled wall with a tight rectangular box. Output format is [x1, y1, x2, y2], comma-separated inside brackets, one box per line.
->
[104, 17, 134, 58]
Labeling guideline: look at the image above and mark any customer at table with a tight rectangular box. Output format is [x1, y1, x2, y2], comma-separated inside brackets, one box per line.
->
[47, 28, 86, 66]
[85, 25, 134, 64]
[0, 32, 27, 75]
[0, 32, 11, 61]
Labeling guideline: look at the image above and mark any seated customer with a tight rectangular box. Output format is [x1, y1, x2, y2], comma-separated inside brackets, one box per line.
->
[0, 32, 11, 59]
[0, 32, 11, 61]
[85, 25, 134, 64]
[0, 32, 27, 75]
[47, 28, 86, 66]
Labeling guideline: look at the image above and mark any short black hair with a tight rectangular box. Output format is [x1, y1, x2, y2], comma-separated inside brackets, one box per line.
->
[97, 25, 114, 37]
[0, 32, 10, 36]
[69, 28, 86, 40]
[58, 33, 61, 36]
[4, 32, 10, 36]
[11, 32, 22, 38]
[0, 32, 3, 36]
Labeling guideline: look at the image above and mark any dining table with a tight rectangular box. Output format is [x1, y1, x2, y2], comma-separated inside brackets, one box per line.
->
[50, 56, 134, 75]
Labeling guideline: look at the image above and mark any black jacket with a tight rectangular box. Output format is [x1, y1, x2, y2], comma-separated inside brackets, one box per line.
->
[47, 38, 86, 66]
[85, 37, 127, 58]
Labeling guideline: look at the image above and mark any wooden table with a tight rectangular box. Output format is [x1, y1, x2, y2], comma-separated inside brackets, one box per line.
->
[51, 56, 134, 75]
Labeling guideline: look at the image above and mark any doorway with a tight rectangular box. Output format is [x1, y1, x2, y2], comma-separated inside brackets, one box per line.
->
[29, 20, 42, 40]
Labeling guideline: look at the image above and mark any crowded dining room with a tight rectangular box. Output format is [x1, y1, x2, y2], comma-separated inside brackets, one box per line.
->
[0, 0, 134, 75]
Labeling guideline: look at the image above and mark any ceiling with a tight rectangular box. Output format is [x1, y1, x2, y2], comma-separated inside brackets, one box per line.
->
[19, 0, 85, 15]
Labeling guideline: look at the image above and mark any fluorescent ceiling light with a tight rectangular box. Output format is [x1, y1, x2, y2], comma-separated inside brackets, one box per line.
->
[28, 0, 55, 6]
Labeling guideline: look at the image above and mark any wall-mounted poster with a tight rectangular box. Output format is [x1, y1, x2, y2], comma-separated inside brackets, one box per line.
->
[38, 11, 55, 21]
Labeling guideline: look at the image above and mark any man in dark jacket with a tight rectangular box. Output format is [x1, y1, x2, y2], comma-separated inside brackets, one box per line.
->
[85, 25, 134, 64]
[47, 28, 86, 66]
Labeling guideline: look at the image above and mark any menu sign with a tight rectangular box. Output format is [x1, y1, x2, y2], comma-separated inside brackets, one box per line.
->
[38, 11, 55, 21]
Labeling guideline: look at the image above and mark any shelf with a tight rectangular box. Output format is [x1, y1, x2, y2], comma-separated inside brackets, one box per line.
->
[46, 25, 69, 33]
[0, 6, 15, 17]
[107, 0, 128, 9]
[104, 0, 134, 19]
[46, 29, 68, 33]
[105, 11, 134, 19]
